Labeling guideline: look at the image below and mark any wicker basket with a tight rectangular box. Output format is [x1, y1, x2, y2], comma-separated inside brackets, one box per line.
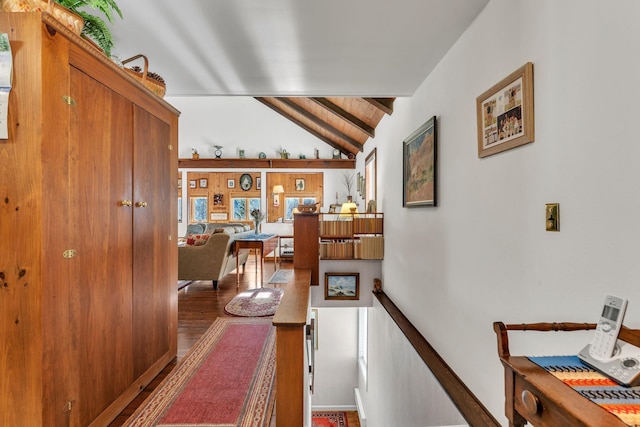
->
[1, 0, 84, 35]
[122, 54, 167, 99]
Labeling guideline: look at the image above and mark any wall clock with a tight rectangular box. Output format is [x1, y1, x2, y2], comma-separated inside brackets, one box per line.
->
[258, 152, 266, 159]
[332, 148, 341, 159]
[239, 173, 253, 191]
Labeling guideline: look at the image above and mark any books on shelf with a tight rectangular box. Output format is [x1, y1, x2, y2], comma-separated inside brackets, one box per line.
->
[354, 236, 384, 259]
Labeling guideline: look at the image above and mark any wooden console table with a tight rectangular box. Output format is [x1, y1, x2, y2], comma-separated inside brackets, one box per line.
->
[233, 234, 278, 287]
[494, 321, 640, 427]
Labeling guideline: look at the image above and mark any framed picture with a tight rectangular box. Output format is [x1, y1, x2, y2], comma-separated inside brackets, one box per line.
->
[324, 272, 359, 300]
[256, 177, 261, 190]
[476, 62, 534, 158]
[199, 178, 208, 188]
[296, 178, 305, 191]
[178, 178, 182, 189]
[189, 180, 197, 189]
[210, 212, 228, 221]
[227, 179, 235, 188]
[403, 115, 437, 207]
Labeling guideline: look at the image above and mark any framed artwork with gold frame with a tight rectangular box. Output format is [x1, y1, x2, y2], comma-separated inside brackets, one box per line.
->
[477, 62, 534, 158]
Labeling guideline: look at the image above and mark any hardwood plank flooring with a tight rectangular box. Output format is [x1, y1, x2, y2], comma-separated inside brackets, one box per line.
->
[109, 256, 359, 427]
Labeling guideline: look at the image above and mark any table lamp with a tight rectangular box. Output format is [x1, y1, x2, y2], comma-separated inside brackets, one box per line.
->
[339, 202, 358, 218]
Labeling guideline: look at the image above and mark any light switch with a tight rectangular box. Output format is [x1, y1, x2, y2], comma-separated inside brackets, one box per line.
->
[546, 203, 559, 231]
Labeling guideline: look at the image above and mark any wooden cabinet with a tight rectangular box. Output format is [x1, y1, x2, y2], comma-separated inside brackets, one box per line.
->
[319, 213, 384, 260]
[0, 13, 179, 426]
[293, 213, 319, 285]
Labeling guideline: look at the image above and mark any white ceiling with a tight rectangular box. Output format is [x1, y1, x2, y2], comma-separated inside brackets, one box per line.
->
[110, 0, 488, 97]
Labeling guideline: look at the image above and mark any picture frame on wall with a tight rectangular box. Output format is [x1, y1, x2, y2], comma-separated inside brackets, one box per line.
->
[403, 115, 437, 207]
[199, 178, 208, 188]
[227, 179, 235, 188]
[296, 178, 305, 191]
[324, 272, 359, 300]
[256, 177, 261, 190]
[476, 62, 534, 158]
[189, 180, 196, 189]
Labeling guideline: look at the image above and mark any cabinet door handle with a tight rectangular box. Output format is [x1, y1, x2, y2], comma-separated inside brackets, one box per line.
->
[120, 200, 132, 207]
[135, 201, 148, 208]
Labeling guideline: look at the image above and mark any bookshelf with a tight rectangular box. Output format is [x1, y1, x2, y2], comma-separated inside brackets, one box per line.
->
[318, 213, 384, 260]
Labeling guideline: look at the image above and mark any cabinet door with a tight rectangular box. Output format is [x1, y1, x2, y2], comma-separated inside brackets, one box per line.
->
[67, 67, 134, 425]
[132, 105, 174, 377]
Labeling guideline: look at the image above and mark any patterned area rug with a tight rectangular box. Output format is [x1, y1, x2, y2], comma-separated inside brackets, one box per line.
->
[529, 355, 640, 426]
[312, 411, 349, 427]
[124, 318, 276, 426]
[225, 287, 284, 317]
[268, 269, 293, 284]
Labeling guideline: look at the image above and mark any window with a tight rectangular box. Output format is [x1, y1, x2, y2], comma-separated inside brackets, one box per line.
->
[365, 148, 377, 210]
[285, 197, 316, 220]
[232, 197, 260, 220]
[190, 197, 207, 222]
[178, 197, 182, 223]
[358, 307, 368, 384]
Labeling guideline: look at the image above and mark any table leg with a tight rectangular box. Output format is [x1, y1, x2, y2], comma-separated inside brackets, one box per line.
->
[236, 248, 240, 289]
[260, 249, 265, 287]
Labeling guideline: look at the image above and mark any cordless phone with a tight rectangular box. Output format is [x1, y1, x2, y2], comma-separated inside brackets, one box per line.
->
[577, 295, 640, 387]
[588, 295, 627, 360]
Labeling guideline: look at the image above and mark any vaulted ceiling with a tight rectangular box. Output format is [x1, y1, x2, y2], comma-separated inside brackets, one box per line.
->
[110, 0, 487, 150]
[255, 97, 393, 157]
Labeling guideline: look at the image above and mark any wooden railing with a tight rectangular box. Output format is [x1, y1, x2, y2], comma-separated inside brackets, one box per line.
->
[374, 291, 500, 427]
[272, 268, 311, 427]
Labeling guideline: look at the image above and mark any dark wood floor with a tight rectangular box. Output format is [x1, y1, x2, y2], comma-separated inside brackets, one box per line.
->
[109, 255, 359, 427]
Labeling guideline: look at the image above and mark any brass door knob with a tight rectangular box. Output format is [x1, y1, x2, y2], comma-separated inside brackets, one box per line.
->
[120, 200, 132, 207]
[135, 201, 148, 208]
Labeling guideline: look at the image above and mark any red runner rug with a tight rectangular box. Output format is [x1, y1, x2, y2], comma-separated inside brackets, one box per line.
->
[312, 411, 349, 427]
[124, 317, 276, 426]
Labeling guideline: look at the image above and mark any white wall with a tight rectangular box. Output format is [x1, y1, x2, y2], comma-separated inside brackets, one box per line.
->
[311, 307, 359, 409]
[373, 0, 640, 424]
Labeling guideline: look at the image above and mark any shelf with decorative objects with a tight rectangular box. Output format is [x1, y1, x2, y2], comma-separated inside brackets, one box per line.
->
[318, 212, 384, 260]
[178, 158, 355, 169]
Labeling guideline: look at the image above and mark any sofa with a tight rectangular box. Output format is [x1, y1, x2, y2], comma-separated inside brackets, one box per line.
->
[178, 222, 255, 290]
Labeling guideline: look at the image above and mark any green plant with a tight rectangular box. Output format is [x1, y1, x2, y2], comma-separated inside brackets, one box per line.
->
[56, 0, 123, 57]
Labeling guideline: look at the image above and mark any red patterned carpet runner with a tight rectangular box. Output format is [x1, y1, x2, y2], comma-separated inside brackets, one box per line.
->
[312, 411, 349, 427]
[124, 317, 275, 426]
[529, 356, 640, 426]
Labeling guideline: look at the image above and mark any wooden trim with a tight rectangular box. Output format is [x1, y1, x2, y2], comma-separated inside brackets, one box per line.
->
[374, 292, 500, 427]
[272, 269, 311, 427]
[363, 97, 394, 115]
[178, 158, 355, 169]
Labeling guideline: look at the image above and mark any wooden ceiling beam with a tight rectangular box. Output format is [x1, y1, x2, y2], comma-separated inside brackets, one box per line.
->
[255, 97, 361, 154]
[310, 97, 375, 138]
[265, 97, 364, 153]
[363, 97, 394, 115]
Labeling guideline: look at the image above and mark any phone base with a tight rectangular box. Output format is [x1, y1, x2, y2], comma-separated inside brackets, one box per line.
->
[578, 341, 640, 387]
